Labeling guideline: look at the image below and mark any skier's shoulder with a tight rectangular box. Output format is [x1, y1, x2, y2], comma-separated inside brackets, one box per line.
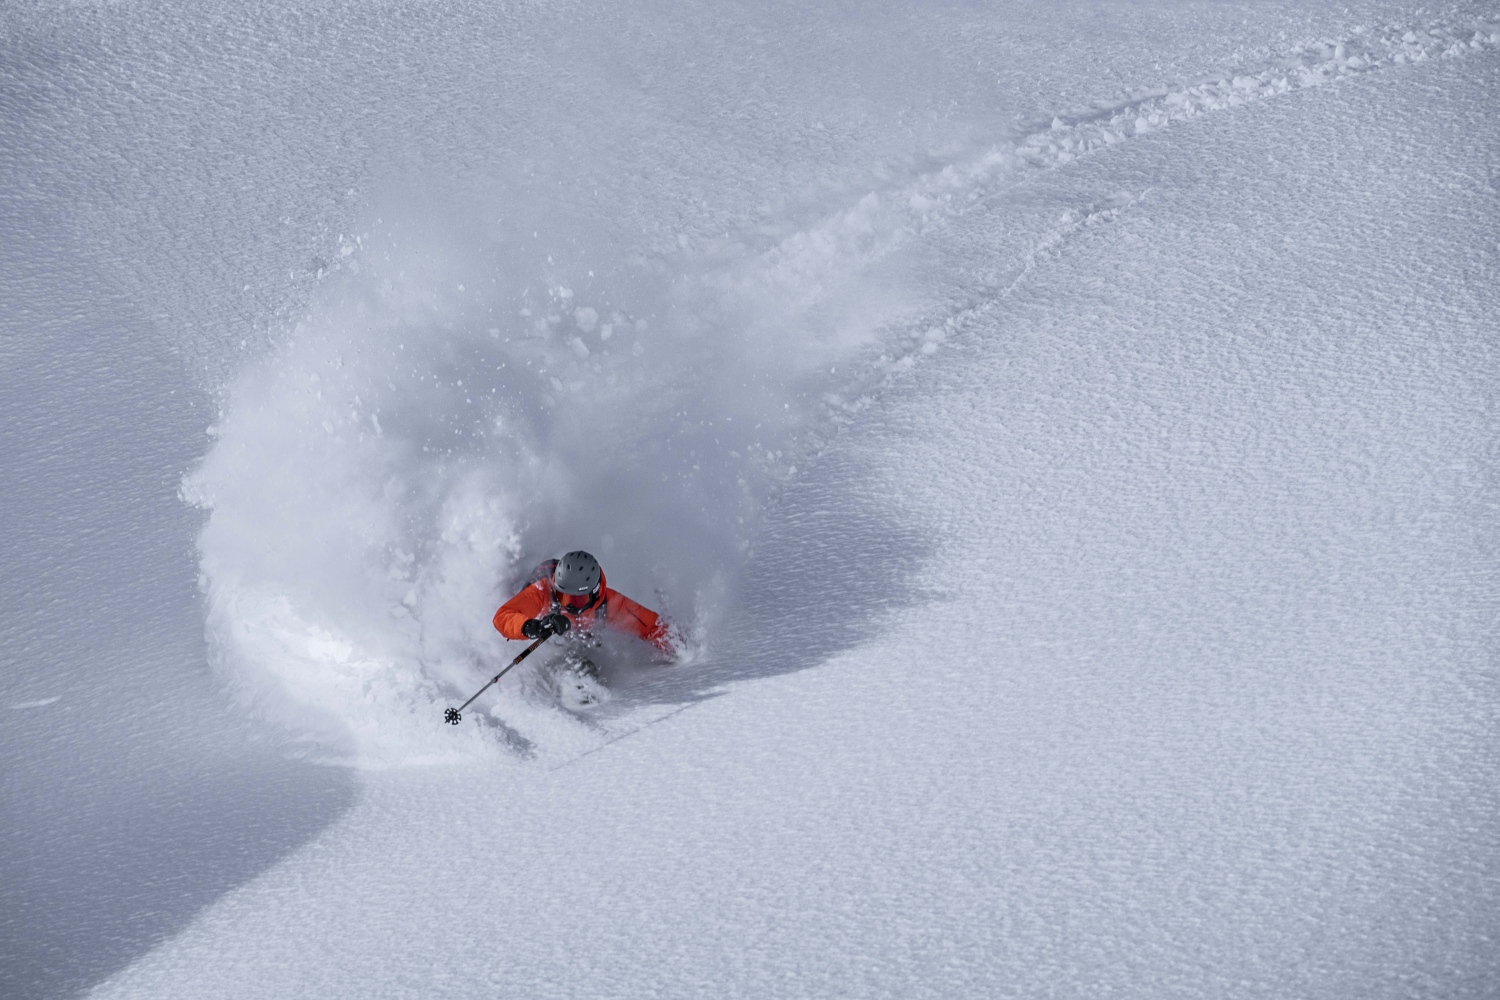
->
[528, 558, 559, 585]
[601, 585, 650, 617]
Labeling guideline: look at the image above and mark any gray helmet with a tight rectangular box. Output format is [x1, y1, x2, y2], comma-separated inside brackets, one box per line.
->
[553, 550, 602, 595]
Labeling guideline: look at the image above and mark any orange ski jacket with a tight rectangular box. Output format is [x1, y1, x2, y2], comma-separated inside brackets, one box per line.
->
[492, 562, 672, 654]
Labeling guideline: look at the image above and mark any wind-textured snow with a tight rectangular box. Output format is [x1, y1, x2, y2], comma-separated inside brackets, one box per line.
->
[2, 1, 1498, 998]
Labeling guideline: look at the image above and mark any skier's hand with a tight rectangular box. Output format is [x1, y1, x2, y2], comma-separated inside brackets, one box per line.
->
[521, 618, 546, 639]
[540, 612, 571, 636]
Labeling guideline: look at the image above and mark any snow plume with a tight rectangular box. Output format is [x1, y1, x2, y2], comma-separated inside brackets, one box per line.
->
[183, 186, 909, 767]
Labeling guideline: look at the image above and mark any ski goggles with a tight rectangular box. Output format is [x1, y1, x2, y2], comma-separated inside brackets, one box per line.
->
[556, 590, 596, 611]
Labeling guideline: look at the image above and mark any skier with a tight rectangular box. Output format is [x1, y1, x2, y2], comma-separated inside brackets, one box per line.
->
[443, 552, 669, 722]
[492, 550, 674, 656]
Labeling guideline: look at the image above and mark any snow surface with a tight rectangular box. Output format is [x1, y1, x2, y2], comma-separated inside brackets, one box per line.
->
[3, 1, 1499, 998]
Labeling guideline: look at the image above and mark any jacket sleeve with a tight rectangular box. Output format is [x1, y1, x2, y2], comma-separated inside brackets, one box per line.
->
[493, 582, 549, 641]
[603, 589, 674, 655]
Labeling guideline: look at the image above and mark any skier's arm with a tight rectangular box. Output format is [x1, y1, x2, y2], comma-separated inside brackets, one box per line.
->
[604, 590, 674, 656]
[493, 583, 549, 641]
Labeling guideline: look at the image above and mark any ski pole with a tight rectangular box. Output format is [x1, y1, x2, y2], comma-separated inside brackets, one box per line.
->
[444, 632, 551, 725]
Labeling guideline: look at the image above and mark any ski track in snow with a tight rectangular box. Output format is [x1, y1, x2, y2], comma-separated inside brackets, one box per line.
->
[794, 15, 1500, 388]
[188, 12, 1500, 771]
[765, 16, 1500, 268]
[704, 13, 1500, 498]
[8, 696, 61, 710]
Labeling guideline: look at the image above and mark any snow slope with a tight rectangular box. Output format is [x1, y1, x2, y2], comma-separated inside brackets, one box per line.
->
[0, 91, 355, 1000]
[2, 1, 1498, 997]
[85, 19, 1500, 1000]
[179, 11, 1500, 771]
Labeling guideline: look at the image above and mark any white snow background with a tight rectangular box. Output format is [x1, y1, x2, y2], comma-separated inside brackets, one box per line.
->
[2, 1, 1498, 998]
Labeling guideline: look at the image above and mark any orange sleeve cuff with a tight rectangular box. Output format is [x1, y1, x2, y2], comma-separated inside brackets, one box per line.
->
[494, 583, 547, 640]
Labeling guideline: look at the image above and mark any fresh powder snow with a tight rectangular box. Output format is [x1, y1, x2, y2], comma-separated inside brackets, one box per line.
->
[2, 2, 1497, 998]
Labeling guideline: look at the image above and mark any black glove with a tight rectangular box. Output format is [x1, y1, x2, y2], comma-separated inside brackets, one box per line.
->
[520, 618, 545, 639]
[540, 612, 571, 636]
